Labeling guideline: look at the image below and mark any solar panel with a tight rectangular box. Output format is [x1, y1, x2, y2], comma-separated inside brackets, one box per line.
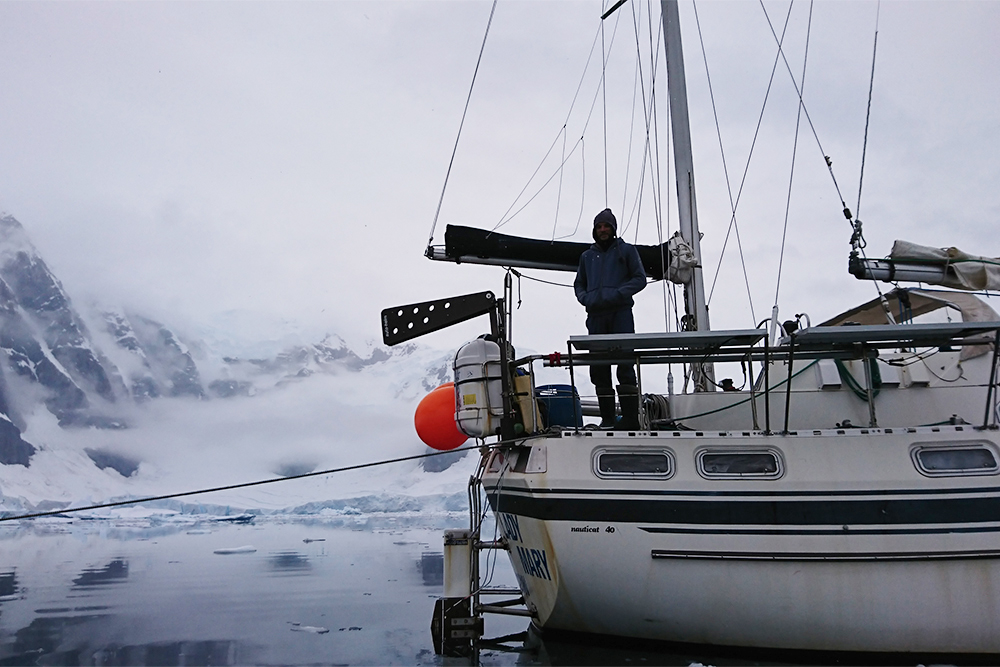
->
[569, 329, 766, 352]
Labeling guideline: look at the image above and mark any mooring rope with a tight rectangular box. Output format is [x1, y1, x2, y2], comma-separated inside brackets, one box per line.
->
[0, 444, 485, 523]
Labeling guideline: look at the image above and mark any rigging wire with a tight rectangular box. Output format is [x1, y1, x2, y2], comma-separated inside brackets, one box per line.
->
[618, 2, 645, 234]
[615, 0, 681, 341]
[492, 15, 623, 234]
[856, 1, 881, 221]
[617, 0, 662, 244]
[705, 1, 795, 308]
[647, 0, 677, 336]
[628, 0, 664, 280]
[506, 268, 574, 289]
[552, 124, 570, 241]
[496, 129, 579, 234]
[851, 2, 893, 314]
[773, 1, 815, 310]
[620, 0, 654, 241]
[0, 444, 486, 523]
[633, 0, 681, 379]
[761, 1, 893, 320]
[618, 0, 668, 309]
[426, 0, 498, 250]
[638, 0, 665, 253]
[568, 139, 589, 239]
[546, 17, 619, 241]
[602, 2, 610, 206]
[492, 140, 590, 232]
[691, 0, 757, 325]
[758, 0, 851, 220]
[651, 0, 681, 354]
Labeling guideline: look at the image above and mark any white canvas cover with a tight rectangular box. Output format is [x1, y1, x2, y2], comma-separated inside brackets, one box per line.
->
[821, 287, 998, 359]
[666, 231, 698, 285]
[890, 240, 1000, 291]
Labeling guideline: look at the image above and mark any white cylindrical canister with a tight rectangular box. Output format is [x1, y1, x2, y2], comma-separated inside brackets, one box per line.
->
[453, 338, 503, 437]
[443, 529, 472, 598]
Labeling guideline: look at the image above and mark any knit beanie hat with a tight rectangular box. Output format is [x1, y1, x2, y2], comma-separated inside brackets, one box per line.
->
[593, 208, 617, 233]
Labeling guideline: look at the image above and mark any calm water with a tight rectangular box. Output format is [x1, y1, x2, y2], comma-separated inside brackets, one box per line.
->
[0, 513, 885, 666]
[0, 514, 498, 666]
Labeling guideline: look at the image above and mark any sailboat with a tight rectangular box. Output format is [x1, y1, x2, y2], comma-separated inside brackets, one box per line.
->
[384, 0, 1000, 659]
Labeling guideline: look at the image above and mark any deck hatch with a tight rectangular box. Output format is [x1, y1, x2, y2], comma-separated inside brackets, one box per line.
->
[912, 442, 1000, 477]
[593, 449, 674, 479]
[697, 449, 783, 479]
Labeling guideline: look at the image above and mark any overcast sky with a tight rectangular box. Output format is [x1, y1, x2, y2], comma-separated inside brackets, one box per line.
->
[1, 0, 998, 364]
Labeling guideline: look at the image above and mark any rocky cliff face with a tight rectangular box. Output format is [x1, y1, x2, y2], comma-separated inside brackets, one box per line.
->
[0, 214, 428, 470]
[0, 215, 211, 463]
[103, 310, 204, 400]
[220, 334, 393, 379]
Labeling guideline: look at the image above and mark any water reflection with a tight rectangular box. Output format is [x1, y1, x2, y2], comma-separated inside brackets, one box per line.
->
[0, 518, 898, 665]
[7, 602, 247, 667]
[72, 559, 128, 588]
[0, 570, 18, 629]
[0, 520, 521, 665]
[514, 627, 827, 667]
[94, 640, 239, 666]
[0, 571, 17, 598]
[418, 552, 443, 587]
[266, 551, 311, 572]
[11, 613, 112, 663]
[10, 634, 242, 667]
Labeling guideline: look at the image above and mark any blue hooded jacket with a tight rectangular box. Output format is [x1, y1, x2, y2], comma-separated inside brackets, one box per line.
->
[574, 237, 647, 314]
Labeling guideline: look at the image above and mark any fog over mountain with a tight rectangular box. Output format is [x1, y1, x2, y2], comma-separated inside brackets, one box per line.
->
[5, 1, 1000, 520]
[0, 214, 471, 515]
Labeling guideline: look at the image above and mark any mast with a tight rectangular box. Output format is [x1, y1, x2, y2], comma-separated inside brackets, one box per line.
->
[661, 0, 714, 391]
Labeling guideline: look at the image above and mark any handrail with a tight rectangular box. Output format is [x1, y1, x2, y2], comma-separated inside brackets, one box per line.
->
[526, 323, 1000, 434]
[984, 327, 1000, 429]
[558, 322, 1000, 368]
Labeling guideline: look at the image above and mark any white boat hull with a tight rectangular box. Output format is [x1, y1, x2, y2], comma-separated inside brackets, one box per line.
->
[483, 426, 1000, 654]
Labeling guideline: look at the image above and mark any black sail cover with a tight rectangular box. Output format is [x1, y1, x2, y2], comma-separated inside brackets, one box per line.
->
[441, 225, 669, 280]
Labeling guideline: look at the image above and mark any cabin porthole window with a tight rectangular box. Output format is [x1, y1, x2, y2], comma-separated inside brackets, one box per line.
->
[911, 442, 1000, 477]
[593, 449, 674, 479]
[696, 449, 783, 479]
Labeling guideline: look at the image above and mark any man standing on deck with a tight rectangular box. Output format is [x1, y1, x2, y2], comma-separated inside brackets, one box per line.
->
[574, 208, 647, 429]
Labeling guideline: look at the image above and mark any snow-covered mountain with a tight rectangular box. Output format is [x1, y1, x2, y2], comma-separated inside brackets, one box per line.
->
[0, 214, 470, 515]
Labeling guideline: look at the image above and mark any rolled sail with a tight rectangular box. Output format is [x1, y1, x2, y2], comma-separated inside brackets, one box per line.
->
[851, 239, 1000, 291]
[427, 224, 671, 281]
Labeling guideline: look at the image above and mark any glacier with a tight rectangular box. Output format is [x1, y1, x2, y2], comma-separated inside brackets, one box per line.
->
[0, 213, 485, 521]
[0, 335, 479, 519]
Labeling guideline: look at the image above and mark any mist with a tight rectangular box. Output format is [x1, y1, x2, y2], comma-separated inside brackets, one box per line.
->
[1, 1, 999, 510]
[1, 343, 475, 512]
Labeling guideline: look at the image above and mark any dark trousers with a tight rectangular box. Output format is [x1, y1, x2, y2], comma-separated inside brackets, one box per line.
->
[586, 308, 637, 389]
